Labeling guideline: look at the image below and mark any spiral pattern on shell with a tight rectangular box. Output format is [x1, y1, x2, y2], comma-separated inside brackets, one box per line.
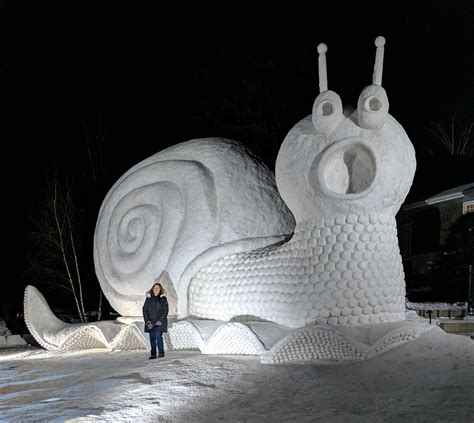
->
[109, 182, 182, 275]
[94, 159, 219, 316]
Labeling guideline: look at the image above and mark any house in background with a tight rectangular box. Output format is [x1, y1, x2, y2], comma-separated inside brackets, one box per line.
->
[397, 183, 474, 301]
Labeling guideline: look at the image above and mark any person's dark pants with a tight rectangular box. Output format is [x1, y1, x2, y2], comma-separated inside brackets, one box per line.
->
[149, 331, 164, 356]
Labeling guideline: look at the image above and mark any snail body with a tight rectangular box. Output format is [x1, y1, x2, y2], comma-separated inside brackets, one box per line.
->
[190, 110, 415, 327]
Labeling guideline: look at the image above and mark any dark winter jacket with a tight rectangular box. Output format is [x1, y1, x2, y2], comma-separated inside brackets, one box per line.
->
[142, 293, 169, 333]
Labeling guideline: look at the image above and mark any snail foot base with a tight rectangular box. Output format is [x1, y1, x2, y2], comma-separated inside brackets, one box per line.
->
[168, 318, 434, 364]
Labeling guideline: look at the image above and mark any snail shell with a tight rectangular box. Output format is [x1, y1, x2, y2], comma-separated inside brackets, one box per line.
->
[93, 138, 295, 317]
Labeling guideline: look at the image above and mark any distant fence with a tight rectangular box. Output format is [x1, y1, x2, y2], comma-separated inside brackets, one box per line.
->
[468, 264, 473, 315]
[417, 309, 466, 319]
[406, 300, 466, 319]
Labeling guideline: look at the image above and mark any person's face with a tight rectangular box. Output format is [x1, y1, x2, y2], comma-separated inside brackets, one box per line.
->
[152, 285, 161, 296]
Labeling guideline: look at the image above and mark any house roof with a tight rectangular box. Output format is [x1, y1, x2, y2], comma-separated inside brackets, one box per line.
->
[425, 182, 474, 205]
[402, 182, 474, 211]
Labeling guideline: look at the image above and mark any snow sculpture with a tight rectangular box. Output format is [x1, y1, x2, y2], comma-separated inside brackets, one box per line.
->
[25, 37, 427, 362]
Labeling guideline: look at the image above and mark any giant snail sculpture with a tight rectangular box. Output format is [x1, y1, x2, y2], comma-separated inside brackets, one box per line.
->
[25, 37, 433, 363]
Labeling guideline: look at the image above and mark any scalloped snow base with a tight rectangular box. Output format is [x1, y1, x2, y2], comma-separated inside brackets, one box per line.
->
[167, 319, 434, 364]
[24, 285, 433, 362]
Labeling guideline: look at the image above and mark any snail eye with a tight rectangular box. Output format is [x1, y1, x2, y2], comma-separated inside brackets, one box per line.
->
[357, 85, 389, 129]
[316, 101, 335, 116]
[364, 95, 382, 112]
[312, 90, 344, 134]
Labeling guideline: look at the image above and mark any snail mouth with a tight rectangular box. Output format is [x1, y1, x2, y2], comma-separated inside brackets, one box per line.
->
[317, 138, 377, 198]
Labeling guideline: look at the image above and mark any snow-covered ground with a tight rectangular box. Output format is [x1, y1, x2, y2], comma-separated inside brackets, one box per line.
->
[406, 301, 467, 311]
[0, 327, 473, 422]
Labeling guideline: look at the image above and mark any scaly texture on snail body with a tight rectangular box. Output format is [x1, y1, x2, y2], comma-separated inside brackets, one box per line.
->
[189, 106, 415, 328]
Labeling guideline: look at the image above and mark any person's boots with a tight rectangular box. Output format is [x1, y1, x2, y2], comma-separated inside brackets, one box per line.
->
[158, 353, 165, 358]
[149, 352, 157, 359]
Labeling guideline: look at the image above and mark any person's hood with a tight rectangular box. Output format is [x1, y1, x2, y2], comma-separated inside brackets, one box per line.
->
[146, 291, 165, 299]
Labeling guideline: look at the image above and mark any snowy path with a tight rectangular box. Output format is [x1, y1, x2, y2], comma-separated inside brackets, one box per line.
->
[0, 327, 473, 422]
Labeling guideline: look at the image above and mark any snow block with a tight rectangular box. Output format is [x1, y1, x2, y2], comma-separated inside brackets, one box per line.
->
[0, 335, 27, 348]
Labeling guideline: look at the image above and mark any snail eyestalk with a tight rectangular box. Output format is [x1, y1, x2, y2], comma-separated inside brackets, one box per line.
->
[372, 36, 385, 86]
[317, 43, 328, 93]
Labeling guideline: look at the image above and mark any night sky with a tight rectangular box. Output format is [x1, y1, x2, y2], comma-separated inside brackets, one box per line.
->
[2, 2, 473, 311]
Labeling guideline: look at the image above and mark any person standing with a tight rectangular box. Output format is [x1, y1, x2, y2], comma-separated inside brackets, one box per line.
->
[142, 282, 169, 359]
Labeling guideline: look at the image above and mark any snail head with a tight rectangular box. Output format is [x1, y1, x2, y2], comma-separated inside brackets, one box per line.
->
[276, 36, 416, 222]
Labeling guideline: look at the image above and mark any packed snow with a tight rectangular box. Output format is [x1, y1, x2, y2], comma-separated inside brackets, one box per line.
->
[0, 327, 472, 422]
[0, 320, 26, 348]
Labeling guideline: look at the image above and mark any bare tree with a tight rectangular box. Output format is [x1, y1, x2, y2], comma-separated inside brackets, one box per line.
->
[79, 119, 111, 320]
[428, 114, 474, 156]
[27, 174, 88, 322]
